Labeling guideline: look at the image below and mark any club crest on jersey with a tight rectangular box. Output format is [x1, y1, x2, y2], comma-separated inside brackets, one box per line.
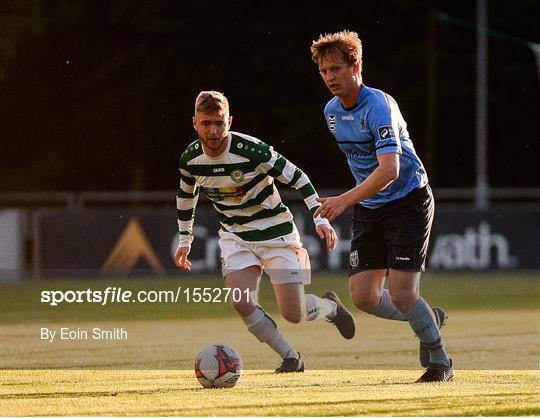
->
[230, 170, 244, 183]
[328, 114, 336, 132]
[350, 250, 359, 268]
[378, 126, 395, 140]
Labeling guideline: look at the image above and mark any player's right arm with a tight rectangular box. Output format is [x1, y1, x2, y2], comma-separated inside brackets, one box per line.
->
[314, 153, 398, 221]
[176, 152, 200, 270]
[315, 100, 400, 222]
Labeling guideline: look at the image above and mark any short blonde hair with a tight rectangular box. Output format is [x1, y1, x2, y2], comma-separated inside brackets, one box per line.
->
[310, 30, 363, 70]
[195, 91, 229, 115]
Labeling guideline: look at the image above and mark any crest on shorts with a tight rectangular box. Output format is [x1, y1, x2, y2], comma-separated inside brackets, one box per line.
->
[230, 170, 244, 183]
[220, 257, 225, 268]
[350, 250, 359, 268]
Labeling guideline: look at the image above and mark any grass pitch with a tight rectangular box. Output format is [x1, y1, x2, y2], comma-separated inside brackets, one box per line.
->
[2, 369, 539, 416]
[1, 272, 539, 416]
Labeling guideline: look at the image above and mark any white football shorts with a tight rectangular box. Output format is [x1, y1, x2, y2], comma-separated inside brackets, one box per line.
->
[218, 230, 311, 285]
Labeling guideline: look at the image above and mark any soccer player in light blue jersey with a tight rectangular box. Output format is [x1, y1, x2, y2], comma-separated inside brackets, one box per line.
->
[310, 30, 454, 382]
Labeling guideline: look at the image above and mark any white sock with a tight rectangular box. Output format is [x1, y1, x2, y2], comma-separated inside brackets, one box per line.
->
[241, 306, 298, 359]
[305, 294, 337, 321]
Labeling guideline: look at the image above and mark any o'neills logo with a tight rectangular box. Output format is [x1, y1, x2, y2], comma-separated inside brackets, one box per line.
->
[101, 218, 165, 275]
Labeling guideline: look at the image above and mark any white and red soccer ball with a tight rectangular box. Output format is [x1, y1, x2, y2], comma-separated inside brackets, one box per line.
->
[194, 344, 243, 388]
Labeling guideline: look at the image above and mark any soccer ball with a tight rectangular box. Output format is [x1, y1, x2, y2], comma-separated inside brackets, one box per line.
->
[194, 344, 243, 388]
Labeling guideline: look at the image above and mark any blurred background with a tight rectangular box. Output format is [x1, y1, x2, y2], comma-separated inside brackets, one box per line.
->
[0, 0, 539, 279]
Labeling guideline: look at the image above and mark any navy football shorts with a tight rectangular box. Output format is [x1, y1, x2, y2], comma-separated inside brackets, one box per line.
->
[348, 185, 434, 275]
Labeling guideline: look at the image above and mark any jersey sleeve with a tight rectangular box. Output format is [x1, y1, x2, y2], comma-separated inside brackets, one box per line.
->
[367, 99, 402, 156]
[176, 158, 199, 248]
[256, 145, 327, 224]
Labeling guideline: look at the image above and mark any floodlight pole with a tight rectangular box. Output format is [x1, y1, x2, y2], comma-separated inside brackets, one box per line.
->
[424, 9, 438, 184]
[475, 0, 489, 209]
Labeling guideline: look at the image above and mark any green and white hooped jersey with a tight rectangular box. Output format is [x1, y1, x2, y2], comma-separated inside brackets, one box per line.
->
[176, 131, 325, 247]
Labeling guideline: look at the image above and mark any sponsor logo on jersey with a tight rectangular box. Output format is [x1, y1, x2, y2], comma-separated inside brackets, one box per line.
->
[202, 186, 246, 202]
[213, 167, 225, 173]
[378, 125, 395, 140]
[342, 114, 354, 121]
[346, 150, 373, 158]
[230, 170, 244, 183]
[350, 250, 359, 268]
[328, 114, 336, 132]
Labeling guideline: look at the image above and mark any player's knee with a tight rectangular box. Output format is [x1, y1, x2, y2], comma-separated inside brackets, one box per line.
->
[351, 293, 380, 313]
[281, 308, 304, 324]
[388, 288, 415, 313]
[231, 299, 255, 317]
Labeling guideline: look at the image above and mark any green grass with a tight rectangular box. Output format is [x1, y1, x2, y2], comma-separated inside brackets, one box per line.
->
[2, 310, 539, 370]
[1, 370, 539, 416]
[1, 272, 539, 416]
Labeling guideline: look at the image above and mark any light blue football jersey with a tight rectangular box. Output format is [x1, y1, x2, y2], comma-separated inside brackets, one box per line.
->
[324, 85, 428, 209]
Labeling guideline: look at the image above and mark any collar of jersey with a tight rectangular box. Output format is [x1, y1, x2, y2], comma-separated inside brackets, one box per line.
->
[339, 84, 365, 112]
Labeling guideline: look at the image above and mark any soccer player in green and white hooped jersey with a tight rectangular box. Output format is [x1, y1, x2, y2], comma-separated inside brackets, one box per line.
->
[175, 91, 356, 373]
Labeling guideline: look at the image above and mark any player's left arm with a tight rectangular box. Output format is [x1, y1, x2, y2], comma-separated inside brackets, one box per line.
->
[258, 146, 337, 251]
